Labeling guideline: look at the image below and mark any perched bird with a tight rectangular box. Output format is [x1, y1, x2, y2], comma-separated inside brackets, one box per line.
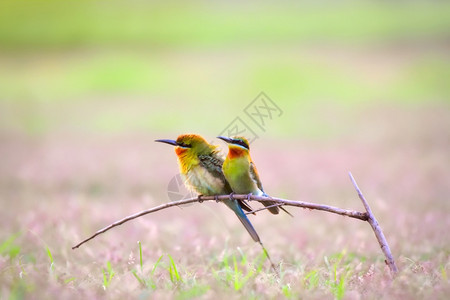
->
[155, 134, 261, 242]
[218, 136, 291, 216]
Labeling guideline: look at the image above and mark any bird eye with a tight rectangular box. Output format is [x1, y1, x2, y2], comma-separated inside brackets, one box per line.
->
[178, 142, 191, 148]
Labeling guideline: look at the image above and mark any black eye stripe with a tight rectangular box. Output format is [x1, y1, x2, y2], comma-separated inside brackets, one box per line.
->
[233, 139, 249, 149]
[178, 142, 191, 148]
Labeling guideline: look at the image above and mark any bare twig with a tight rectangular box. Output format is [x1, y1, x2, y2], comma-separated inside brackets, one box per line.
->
[349, 172, 399, 274]
[72, 197, 203, 249]
[245, 203, 286, 215]
[255, 196, 368, 221]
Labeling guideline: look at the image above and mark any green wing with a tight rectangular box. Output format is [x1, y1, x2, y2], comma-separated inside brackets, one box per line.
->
[198, 154, 225, 181]
[249, 161, 265, 193]
[250, 161, 281, 214]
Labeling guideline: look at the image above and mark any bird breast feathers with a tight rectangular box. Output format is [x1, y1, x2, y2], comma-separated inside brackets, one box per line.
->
[185, 165, 226, 195]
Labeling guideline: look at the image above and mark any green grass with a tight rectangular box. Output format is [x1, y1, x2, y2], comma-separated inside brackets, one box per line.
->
[167, 254, 182, 286]
[323, 251, 352, 300]
[102, 261, 115, 289]
[212, 248, 266, 291]
[2, 238, 447, 299]
[45, 246, 55, 275]
[0, 233, 21, 260]
[131, 251, 163, 290]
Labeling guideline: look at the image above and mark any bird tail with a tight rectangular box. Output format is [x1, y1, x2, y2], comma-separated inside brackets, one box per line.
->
[225, 199, 260, 243]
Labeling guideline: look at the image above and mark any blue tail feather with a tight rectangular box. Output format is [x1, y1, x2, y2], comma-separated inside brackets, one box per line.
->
[225, 199, 260, 243]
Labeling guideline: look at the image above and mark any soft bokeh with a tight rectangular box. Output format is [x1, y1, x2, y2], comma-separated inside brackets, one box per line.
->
[0, 1, 449, 298]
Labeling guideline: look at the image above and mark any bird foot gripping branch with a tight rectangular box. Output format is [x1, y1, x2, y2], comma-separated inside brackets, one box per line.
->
[198, 194, 221, 203]
[246, 193, 253, 201]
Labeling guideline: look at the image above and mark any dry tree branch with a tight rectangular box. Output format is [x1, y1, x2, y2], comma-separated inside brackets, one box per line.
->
[72, 173, 399, 275]
[72, 195, 366, 249]
[349, 172, 399, 274]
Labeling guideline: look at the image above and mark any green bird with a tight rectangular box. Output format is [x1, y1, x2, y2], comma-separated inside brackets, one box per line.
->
[218, 136, 291, 216]
[155, 134, 261, 242]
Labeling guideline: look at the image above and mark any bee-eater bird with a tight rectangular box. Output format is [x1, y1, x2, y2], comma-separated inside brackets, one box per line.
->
[155, 134, 261, 243]
[218, 136, 291, 216]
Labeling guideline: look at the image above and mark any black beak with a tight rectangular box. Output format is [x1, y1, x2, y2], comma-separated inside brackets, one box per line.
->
[155, 139, 178, 146]
[217, 136, 233, 144]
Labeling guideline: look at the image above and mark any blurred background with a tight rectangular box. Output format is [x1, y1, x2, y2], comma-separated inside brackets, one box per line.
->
[0, 0, 449, 136]
[0, 0, 449, 298]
